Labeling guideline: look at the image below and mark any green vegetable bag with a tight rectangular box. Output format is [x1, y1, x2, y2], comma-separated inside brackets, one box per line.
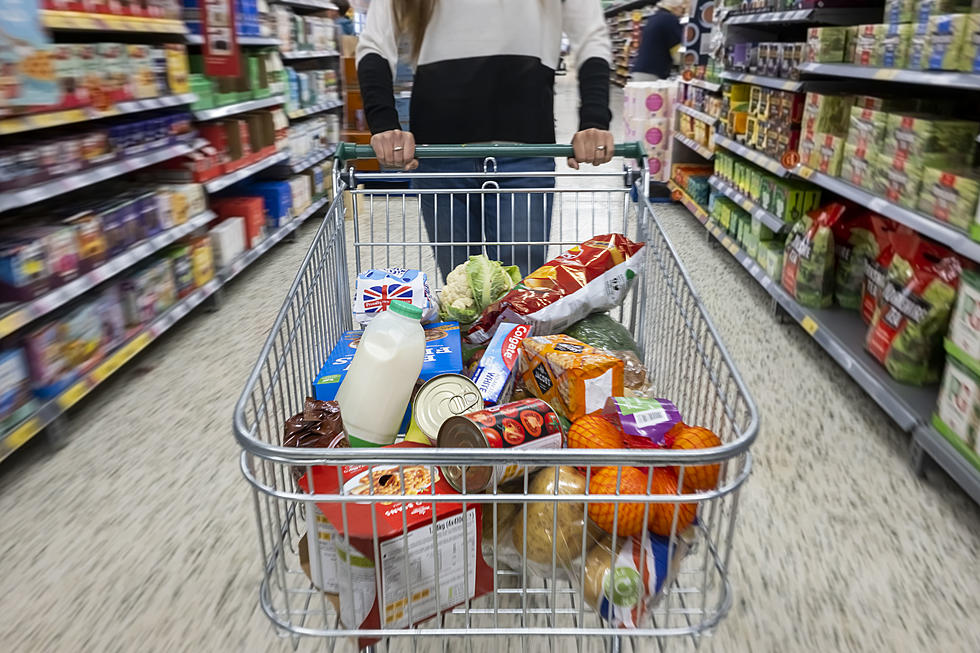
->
[866, 238, 962, 385]
[782, 203, 846, 309]
[834, 213, 890, 311]
[439, 255, 522, 324]
[564, 313, 640, 356]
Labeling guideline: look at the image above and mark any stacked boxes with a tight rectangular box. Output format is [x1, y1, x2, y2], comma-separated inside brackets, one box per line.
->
[623, 81, 676, 182]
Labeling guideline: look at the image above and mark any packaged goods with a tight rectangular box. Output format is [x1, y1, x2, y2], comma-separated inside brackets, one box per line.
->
[866, 239, 961, 385]
[917, 167, 980, 231]
[852, 24, 884, 67]
[916, 0, 976, 21]
[353, 268, 438, 326]
[759, 240, 785, 280]
[834, 213, 888, 311]
[25, 300, 107, 398]
[564, 312, 640, 356]
[847, 106, 889, 153]
[802, 93, 853, 140]
[881, 22, 914, 67]
[0, 349, 33, 425]
[283, 397, 346, 450]
[299, 442, 494, 648]
[960, 14, 980, 73]
[806, 27, 849, 63]
[120, 258, 177, 327]
[208, 217, 247, 269]
[885, 0, 916, 23]
[666, 423, 724, 492]
[947, 269, 980, 362]
[399, 373, 483, 447]
[335, 301, 425, 447]
[313, 321, 463, 409]
[882, 114, 980, 168]
[602, 397, 681, 449]
[0, 236, 52, 302]
[782, 203, 847, 309]
[510, 467, 592, 570]
[517, 335, 625, 422]
[873, 152, 926, 210]
[189, 235, 214, 287]
[439, 255, 521, 325]
[468, 235, 645, 344]
[840, 145, 877, 189]
[437, 398, 564, 492]
[166, 244, 194, 298]
[861, 222, 909, 324]
[470, 323, 532, 406]
[925, 13, 970, 71]
[806, 133, 845, 176]
[934, 356, 980, 448]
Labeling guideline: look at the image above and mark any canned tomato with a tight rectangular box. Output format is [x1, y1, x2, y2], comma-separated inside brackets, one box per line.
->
[437, 398, 563, 492]
[404, 373, 484, 445]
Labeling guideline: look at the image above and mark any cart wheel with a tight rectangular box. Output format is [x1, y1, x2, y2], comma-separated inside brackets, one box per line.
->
[43, 415, 71, 451]
[909, 438, 927, 478]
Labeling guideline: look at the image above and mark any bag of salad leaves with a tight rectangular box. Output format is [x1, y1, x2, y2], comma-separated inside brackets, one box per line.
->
[865, 236, 962, 385]
[782, 203, 846, 309]
[860, 222, 915, 324]
[833, 211, 877, 311]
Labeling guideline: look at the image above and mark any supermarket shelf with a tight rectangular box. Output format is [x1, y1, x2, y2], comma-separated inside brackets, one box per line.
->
[714, 135, 792, 177]
[673, 133, 715, 160]
[272, 0, 334, 9]
[0, 138, 203, 214]
[0, 93, 197, 137]
[670, 190, 938, 433]
[676, 104, 718, 126]
[798, 63, 980, 91]
[40, 10, 187, 34]
[708, 175, 789, 234]
[681, 78, 722, 93]
[720, 71, 804, 92]
[916, 424, 980, 504]
[284, 145, 337, 173]
[603, 1, 651, 17]
[281, 50, 340, 60]
[185, 34, 281, 46]
[287, 99, 344, 120]
[0, 210, 217, 340]
[0, 278, 222, 464]
[723, 7, 881, 26]
[219, 195, 328, 284]
[203, 150, 291, 193]
[192, 95, 285, 121]
[795, 165, 980, 264]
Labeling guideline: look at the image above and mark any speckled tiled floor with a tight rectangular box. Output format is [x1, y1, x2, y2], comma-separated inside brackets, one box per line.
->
[1, 74, 978, 653]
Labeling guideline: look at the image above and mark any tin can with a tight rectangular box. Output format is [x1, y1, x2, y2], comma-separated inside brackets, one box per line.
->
[404, 373, 484, 445]
[437, 398, 563, 493]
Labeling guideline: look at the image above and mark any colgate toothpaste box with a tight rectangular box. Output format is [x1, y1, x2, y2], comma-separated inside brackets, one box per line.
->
[471, 322, 532, 405]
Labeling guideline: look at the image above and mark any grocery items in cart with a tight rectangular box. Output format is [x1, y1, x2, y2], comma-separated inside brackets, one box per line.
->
[335, 301, 426, 447]
[470, 322, 533, 406]
[352, 268, 437, 326]
[438, 255, 521, 325]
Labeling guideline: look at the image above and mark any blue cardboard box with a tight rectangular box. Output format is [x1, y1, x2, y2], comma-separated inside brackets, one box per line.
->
[313, 322, 464, 431]
[241, 181, 293, 228]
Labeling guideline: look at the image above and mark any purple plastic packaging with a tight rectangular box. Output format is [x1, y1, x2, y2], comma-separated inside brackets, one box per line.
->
[603, 397, 682, 448]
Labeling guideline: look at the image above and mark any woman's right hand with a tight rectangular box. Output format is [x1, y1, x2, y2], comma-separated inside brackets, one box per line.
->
[370, 129, 418, 170]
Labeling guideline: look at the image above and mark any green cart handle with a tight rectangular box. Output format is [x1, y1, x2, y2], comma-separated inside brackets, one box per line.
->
[335, 142, 645, 162]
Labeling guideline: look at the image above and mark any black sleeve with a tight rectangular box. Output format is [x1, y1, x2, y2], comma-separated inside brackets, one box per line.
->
[577, 56, 612, 131]
[357, 53, 401, 134]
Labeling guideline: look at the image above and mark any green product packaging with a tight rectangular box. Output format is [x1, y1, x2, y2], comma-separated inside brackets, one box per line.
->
[925, 14, 970, 71]
[840, 144, 878, 190]
[760, 176, 777, 213]
[948, 269, 980, 365]
[908, 30, 931, 69]
[882, 113, 980, 167]
[846, 106, 889, 153]
[881, 22, 914, 67]
[802, 93, 853, 139]
[873, 151, 926, 210]
[770, 179, 821, 223]
[935, 356, 980, 449]
[844, 25, 859, 62]
[781, 204, 845, 309]
[917, 166, 980, 231]
[743, 229, 760, 260]
[751, 215, 775, 242]
[749, 168, 763, 202]
[959, 13, 980, 73]
[806, 133, 846, 177]
[759, 241, 785, 280]
[806, 26, 849, 63]
[852, 24, 886, 66]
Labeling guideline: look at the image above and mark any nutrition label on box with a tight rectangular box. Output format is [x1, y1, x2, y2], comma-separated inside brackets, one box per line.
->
[379, 508, 477, 629]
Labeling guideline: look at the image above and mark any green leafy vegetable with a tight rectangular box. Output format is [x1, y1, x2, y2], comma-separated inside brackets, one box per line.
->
[564, 313, 640, 356]
[439, 255, 521, 324]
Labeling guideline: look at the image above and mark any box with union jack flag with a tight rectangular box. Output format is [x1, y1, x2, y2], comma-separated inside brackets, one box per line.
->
[352, 268, 438, 326]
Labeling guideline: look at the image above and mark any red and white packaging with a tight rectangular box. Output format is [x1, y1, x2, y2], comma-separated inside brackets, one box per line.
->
[470, 322, 532, 405]
[300, 442, 494, 649]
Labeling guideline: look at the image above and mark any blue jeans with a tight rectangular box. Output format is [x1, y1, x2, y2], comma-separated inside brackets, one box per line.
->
[412, 157, 555, 279]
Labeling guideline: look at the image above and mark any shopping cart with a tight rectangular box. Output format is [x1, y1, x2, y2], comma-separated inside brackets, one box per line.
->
[233, 143, 758, 653]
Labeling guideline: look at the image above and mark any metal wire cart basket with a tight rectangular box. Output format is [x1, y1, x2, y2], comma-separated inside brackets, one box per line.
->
[233, 143, 759, 652]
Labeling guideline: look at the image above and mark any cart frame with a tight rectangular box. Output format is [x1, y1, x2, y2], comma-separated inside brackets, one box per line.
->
[233, 143, 759, 653]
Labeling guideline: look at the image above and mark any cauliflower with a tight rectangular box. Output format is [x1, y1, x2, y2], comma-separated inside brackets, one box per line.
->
[439, 263, 476, 320]
[438, 255, 521, 324]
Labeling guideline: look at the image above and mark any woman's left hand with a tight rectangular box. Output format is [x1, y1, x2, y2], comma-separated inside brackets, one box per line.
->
[569, 128, 615, 169]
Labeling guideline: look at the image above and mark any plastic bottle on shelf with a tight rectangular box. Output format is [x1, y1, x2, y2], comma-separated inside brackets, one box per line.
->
[336, 300, 425, 447]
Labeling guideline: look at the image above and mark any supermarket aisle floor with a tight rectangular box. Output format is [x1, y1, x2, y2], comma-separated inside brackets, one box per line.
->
[0, 73, 978, 653]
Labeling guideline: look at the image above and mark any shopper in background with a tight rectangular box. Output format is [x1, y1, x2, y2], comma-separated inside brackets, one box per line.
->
[328, 0, 356, 36]
[632, 0, 688, 81]
[356, 0, 613, 278]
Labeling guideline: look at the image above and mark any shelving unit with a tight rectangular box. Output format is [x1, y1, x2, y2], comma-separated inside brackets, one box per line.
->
[713, 135, 792, 177]
[281, 50, 341, 60]
[282, 145, 339, 175]
[40, 10, 187, 34]
[673, 133, 715, 160]
[676, 104, 718, 126]
[798, 63, 980, 91]
[185, 35, 280, 47]
[708, 175, 789, 235]
[721, 6, 882, 26]
[287, 99, 344, 121]
[0, 94, 197, 136]
[680, 77, 722, 93]
[720, 71, 804, 92]
[0, 138, 205, 213]
[203, 150, 292, 193]
[192, 95, 286, 122]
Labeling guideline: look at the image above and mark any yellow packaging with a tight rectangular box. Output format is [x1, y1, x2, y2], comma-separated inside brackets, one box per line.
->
[190, 236, 215, 287]
[164, 43, 190, 95]
[517, 335, 624, 422]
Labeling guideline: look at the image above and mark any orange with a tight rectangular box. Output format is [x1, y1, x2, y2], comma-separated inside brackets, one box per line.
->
[587, 466, 648, 537]
[568, 414, 624, 450]
[646, 467, 697, 536]
[669, 424, 723, 492]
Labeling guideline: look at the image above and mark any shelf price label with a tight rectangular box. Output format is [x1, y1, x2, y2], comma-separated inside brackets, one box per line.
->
[800, 316, 819, 336]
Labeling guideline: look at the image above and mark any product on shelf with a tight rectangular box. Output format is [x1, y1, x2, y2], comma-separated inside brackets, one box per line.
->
[935, 355, 980, 452]
[0, 348, 33, 425]
[872, 151, 927, 209]
[948, 269, 980, 361]
[963, 14, 980, 72]
[924, 13, 971, 71]
[210, 197, 267, 249]
[782, 203, 847, 309]
[917, 166, 980, 231]
[121, 258, 178, 328]
[805, 26, 853, 64]
[190, 235, 215, 287]
[208, 217, 247, 269]
[834, 213, 889, 311]
[623, 82, 676, 180]
[183, 0, 262, 37]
